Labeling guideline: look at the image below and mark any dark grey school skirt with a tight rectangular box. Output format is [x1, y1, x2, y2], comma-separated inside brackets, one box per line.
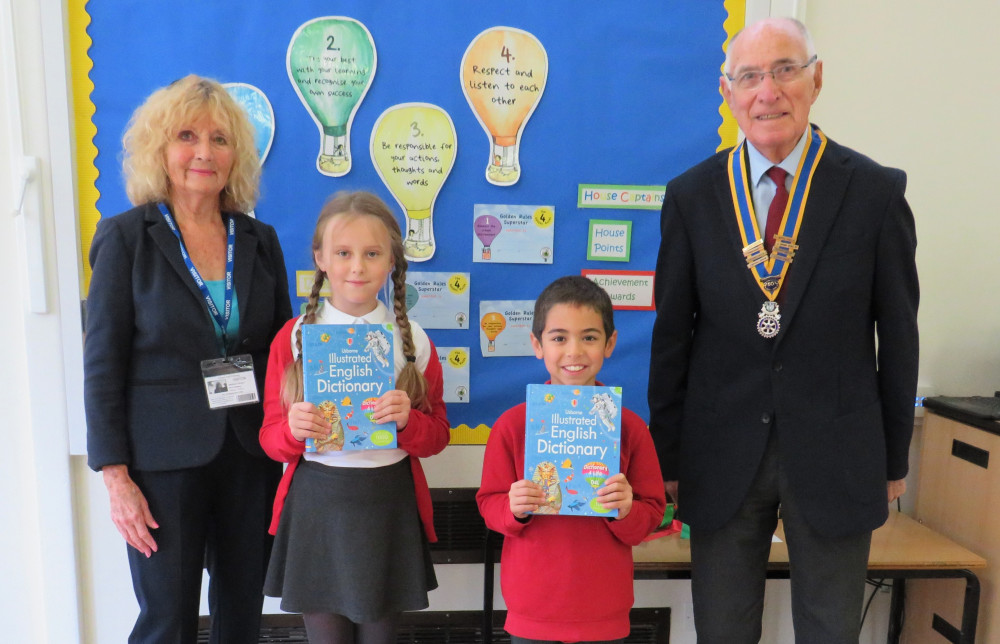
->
[263, 457, 437, 622]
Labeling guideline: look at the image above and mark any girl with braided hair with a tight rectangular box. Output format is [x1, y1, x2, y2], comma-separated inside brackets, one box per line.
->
[259, 191, 450, 644]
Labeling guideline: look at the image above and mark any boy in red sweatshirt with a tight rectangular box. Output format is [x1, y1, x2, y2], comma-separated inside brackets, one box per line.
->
[477, 275, 666, 643]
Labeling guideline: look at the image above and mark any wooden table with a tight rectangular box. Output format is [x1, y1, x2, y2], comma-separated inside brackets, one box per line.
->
[632, 511, 987, 644]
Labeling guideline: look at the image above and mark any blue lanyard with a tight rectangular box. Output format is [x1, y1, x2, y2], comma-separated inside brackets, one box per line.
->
[158, 203, 236, 351]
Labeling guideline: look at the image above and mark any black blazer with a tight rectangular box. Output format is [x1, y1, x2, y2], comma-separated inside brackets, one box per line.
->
[85, 202, 292, 472]
[648, 132, 919, 538]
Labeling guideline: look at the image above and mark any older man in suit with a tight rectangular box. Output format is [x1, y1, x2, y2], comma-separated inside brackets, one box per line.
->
[648, 17, 918, 643]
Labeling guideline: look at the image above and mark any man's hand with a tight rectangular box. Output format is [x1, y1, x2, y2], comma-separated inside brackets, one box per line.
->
[664, 480, 679, 505]
[887, 479, 907, 503]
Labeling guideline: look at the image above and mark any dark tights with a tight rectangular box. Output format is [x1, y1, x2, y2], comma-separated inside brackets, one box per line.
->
[302, 612, 400, 644]
[509, 638, 624, 644]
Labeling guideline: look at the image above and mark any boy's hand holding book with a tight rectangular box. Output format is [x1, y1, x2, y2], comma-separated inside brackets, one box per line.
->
[509, 479, 546, 519]
[596, 473, 633, 520]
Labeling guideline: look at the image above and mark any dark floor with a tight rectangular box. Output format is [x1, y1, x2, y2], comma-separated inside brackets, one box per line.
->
[197, 608, 670, 643]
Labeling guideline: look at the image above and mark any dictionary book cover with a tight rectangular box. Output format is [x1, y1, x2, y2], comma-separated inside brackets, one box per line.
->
[302, 324, 397, 452]
[523, 383, 622, 517]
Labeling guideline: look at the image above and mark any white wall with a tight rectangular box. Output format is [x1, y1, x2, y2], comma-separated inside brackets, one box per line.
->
[1, 0, 84, 641]
[3, 0, 999, 642]
[805, 0, 1000, 396]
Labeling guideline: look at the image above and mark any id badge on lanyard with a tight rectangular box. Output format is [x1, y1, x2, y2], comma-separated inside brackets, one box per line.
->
[201, 354, 259, 409]
[159, 203, 260, 409]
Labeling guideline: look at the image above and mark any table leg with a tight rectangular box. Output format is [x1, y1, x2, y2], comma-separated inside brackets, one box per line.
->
[958, 570, 980, 644]
[928, 571, 982, 644]
[886, 578, 904, 644]
[483, 532, 496, 644]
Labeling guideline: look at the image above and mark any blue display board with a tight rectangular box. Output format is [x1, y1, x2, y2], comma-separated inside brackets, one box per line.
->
[82, 1, 734, 437]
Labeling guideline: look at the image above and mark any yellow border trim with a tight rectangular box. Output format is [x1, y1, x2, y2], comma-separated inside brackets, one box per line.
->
[717, 0, 746, 151]
[67, 0, 100, 292]
[449, 423, 491, 445]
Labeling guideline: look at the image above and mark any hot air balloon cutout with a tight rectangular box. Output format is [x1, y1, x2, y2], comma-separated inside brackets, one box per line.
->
[287, 16, 376, 177]
[480, 311, 506, 352]
[223, 83, 274, 219]
[473, 204, 555, 264]
[524, 384, 622, 516]
[474, 214, 501, 260]
[223, 83, 275, 165]
[404, 283, 420, 311]
[461, 26, 548, 186]
[479, 300, 535, 356]
[371, 103, 457, 262]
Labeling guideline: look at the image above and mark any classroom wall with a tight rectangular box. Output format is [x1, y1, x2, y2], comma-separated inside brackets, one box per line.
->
[2, 0, 998, 643]
[806, 0, 1000, 397]
[0, 16, 51, 643]
[0, 0, 83, 641]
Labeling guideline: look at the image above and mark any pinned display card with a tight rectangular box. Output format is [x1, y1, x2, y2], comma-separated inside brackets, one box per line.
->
[436, 346, 471, 403]
[405, 271, 470, 330]
[582, 269, 655, 311]
[479, 300, 535, 357]
[587, 220, 632, 262]
[578, 184, 665, 210]
[473, 204, 554, 264]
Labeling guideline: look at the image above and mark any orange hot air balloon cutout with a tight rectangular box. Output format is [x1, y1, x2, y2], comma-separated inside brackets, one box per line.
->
[461, 26, 547, 186]
[481, 312, 507, 352]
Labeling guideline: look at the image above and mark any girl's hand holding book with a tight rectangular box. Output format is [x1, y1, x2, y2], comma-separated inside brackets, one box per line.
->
[287, 401, 331, 443]
[373, 389, 411, 429]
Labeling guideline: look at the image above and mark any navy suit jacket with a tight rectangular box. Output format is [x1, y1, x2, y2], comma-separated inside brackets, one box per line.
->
[85, 202, 292, 472]
[648, 131, 919, 538]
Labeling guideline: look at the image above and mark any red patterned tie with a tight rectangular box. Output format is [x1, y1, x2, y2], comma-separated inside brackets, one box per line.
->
[764, 166, 789, 253]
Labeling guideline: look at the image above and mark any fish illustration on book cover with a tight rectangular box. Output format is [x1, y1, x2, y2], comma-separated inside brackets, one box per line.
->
[524, 384, 622, 517]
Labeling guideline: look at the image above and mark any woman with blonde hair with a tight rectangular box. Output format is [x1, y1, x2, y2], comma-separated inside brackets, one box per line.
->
[84, 74, 291, 643]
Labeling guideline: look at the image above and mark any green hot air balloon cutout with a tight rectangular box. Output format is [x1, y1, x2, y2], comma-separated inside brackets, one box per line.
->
[404, 282, 420, 311]
[287, 16, 376, 177]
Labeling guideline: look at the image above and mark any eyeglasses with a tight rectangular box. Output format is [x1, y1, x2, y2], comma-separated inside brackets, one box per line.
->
[726, 55, 818, 91]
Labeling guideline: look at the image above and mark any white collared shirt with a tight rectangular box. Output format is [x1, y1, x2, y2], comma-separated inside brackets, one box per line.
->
[294, 299, 432, 468]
